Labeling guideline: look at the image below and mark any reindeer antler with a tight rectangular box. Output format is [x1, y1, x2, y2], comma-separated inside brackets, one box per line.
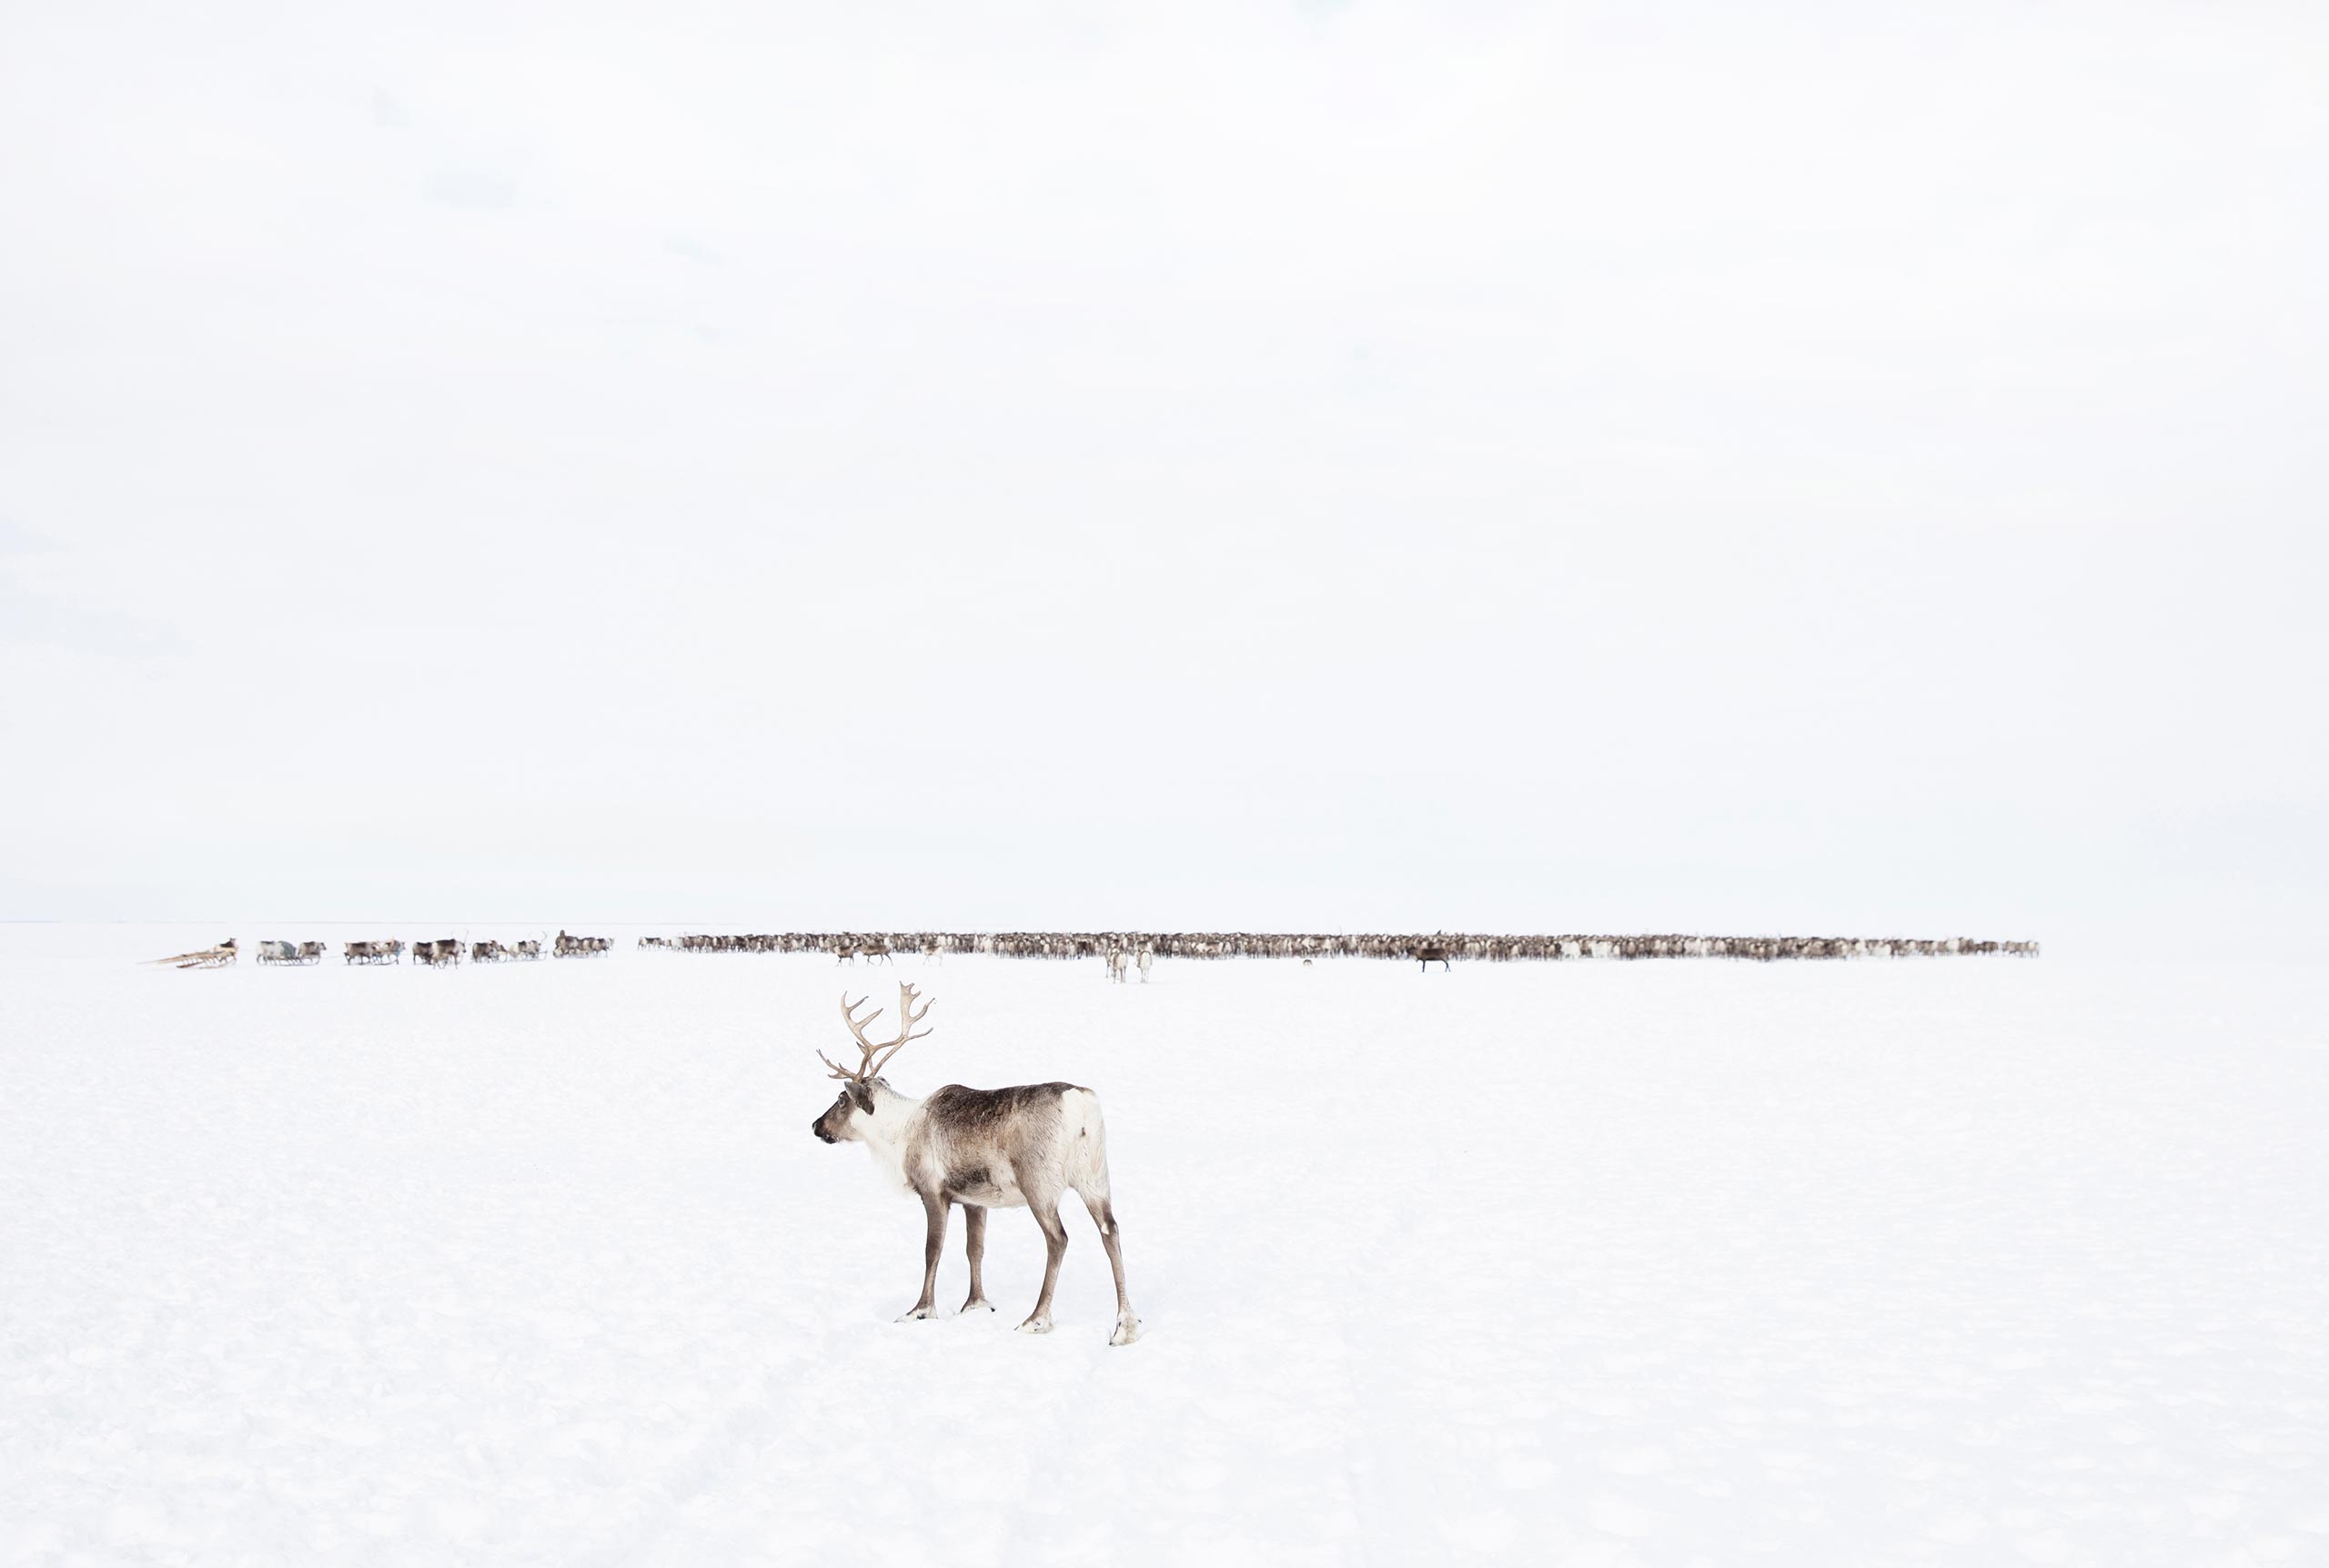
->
[820, 983, 934, 1083]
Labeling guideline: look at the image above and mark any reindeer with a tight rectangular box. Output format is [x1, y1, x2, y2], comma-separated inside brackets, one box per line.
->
[810, 983, 1139, 1345]
[1136, 945, 1154, 983]
[1105, 946, 1128, 983]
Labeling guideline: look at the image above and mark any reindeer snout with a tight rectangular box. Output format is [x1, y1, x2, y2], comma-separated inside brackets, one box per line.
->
[812, 1118, 836, 1143]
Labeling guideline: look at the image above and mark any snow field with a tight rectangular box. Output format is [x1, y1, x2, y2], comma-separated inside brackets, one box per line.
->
[3, 929, 2325, 1565]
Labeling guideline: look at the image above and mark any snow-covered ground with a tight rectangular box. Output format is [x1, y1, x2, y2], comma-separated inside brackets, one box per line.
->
[4, 927, 2325, 1566]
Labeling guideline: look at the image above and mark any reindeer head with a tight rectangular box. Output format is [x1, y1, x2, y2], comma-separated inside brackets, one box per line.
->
[810, 982, 933, 1143]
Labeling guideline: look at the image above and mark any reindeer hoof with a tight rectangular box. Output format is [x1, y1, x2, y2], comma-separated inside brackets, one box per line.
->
[1016, 1315, 1054, 1335]
[897, 1305, 938, 1322]
[1109, 1314, 1142, 1346]
[961, 1298, 995, 1314]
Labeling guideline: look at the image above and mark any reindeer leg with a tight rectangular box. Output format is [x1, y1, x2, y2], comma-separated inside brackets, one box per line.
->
[1081, 1192, 1139, 1345]
[961, 1203, 993, 1313]
[1017, 1194, 1069, 1334]
[899, 1191, 947, 1322]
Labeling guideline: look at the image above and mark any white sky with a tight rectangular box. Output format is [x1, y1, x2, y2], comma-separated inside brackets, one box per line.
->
[3, 2, 2324, 952]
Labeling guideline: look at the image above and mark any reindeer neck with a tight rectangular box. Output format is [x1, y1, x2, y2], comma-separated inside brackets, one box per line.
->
[853, 1080, 925, 1180]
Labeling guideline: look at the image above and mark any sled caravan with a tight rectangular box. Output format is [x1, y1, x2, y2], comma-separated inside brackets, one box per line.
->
[149, 931, 612, 968]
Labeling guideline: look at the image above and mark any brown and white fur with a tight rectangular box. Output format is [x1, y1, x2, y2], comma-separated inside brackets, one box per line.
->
[811, 990, 1139, 1345]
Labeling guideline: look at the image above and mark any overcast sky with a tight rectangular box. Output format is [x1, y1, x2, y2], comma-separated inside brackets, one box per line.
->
[3, 2, 2323, 953]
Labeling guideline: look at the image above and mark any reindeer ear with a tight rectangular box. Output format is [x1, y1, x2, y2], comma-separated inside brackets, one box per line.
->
[847, 1083, 875, 1115]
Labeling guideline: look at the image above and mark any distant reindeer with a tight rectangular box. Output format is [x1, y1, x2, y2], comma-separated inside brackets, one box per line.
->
[1416, 944, 1452, 971]
[1105, 947, 1129, 983]
[810, 983, 1139, 1345]
[1136, 946, 1153, 983]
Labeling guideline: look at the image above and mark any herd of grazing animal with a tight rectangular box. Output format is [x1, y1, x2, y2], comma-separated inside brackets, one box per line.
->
[164, 929, 2039, 976]
[639, 930, 2040, 967]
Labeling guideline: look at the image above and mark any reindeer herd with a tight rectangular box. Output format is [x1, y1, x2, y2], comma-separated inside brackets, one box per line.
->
[639, 930, 2040, 967]
[159, 929, 2038, 973]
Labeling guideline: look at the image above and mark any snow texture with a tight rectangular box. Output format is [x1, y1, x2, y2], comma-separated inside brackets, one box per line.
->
[4, 927, 2326, 1565]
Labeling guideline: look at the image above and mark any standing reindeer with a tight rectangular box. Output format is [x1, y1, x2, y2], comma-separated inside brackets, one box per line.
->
[809, 983, 1139, 1345]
